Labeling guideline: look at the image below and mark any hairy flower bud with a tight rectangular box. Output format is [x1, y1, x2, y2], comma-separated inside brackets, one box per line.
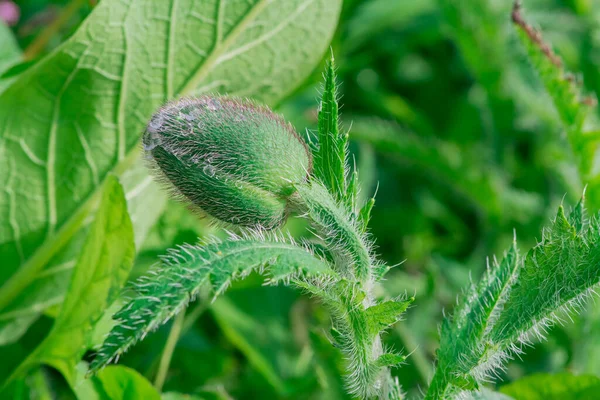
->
[143, 96, 312, 229]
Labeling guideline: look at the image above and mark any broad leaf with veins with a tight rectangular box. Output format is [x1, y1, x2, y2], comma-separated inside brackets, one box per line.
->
[0, 0, 341, 338]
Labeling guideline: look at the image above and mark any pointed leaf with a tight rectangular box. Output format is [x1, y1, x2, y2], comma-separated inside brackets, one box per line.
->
[315, 55, 347, 201]
[0, 0, 342, 315]
[365, 298, 412, 337]
[90, 239, 335, 373]
[374, 353, 405, 368]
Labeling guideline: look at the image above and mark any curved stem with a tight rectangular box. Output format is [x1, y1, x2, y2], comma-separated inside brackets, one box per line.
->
[293, 181, 398, 398]
[154, 309, 186, 391]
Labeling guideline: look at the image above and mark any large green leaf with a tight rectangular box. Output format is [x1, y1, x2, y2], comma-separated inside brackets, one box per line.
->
[74, 364, 160, 400]
[4, 176, 134, 386]
[0, 159, 166, 346]
[0, 0, 342, 314]
[500, 373, 600, 400]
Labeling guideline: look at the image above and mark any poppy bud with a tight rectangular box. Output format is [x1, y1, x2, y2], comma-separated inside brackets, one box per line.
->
[143, 96, 312, 229]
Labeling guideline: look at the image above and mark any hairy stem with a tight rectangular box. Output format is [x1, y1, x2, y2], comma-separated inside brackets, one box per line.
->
[293, 182, 399, 398]
[425, 369, 450, 400]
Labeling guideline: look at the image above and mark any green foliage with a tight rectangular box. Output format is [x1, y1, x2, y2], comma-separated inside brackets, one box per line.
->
[90, 238, 335, 374]
[93, 54, 409, 400]
[0, 0, 341, 333]
[500, 373, 600, 400]
[75, 365, 161, 400]
[314, 56, 348, 202]
[427, 199, 600, 399]
[5, 0, 600, 399]
[3, 176, 134, 388]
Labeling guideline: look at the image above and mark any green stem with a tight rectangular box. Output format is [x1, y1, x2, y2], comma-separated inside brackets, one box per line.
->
[154, 309, 186, 391]
[424, 368, 450, 400]
[293, 181, 399, 398]
[293, 182, 372, 282]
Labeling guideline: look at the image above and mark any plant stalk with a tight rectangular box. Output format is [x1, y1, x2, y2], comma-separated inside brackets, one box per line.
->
[154, 309, 186, 391]
[424, 369, 449, 400]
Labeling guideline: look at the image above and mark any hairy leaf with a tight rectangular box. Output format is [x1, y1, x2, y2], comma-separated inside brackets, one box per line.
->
[490, 204, 600, 345]
[90, 238, 335, 373]
[5, 176, 134, 386]
[434, 244, 519, 388]
[512, 2, 594, 145]
[0, 0, 342, 315]
[511, 2, 600, 205]
[365, 298, 413, 337]
[314, 55, 347, 202]
[427, 201, 600, 398]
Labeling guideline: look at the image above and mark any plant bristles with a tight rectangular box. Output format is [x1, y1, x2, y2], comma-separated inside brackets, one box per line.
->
[426, 199, 600, 398]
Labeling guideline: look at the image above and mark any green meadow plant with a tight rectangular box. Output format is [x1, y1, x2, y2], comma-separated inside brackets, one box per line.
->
[91, 58, 411, 399]
[91, 4, 600, 399]
[3, 0, 600, 399]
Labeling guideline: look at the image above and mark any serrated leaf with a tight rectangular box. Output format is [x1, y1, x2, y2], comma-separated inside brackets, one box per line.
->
[5, 176, 134, 386]
[427, 201, 600, 398]
[490, 205, 600, 345]
[365, 298, 412, 336]
[374, 353, 405, 368]
[500, 373, 600, 400]
[90, 239, 335, 374]
[435, 243, 519, 384]
[315, 55, 348, 202]
[0, 0, 342, 317]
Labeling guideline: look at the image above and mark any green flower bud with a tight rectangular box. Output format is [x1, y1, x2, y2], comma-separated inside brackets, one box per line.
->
[143, 96, 312, 229]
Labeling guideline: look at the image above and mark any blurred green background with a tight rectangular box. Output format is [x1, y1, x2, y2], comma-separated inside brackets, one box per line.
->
[2, 0, 600, 398]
